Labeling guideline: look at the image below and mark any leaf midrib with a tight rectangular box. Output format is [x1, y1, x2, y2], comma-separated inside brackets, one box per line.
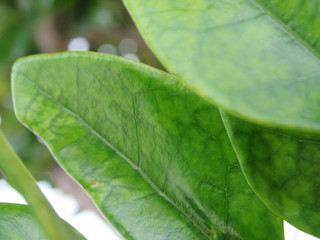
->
[252, 0, 320, 60]
[20, 74, 213, 240]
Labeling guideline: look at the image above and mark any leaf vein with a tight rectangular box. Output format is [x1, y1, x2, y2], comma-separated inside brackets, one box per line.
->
[19, 73, 213, 240]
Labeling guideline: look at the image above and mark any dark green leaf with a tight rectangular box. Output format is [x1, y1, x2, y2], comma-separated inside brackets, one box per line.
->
[222, 111, 320, 237]
[12, 52, 283, 240]
[0, 4, 34, 65]
[123, 0, 320, 131]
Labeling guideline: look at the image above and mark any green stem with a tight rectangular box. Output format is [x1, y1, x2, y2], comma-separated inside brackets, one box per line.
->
[0, 130, 80, 240]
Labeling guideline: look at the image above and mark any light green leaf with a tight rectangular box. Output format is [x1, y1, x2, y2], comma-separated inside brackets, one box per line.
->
[0, 203, 84, 240]
[0, 203, 47, 240]
[0, 130, 82, 240]
[221, 111, 320, 237]
[123, 0, 320, 131]
[12, 52, 283, 240]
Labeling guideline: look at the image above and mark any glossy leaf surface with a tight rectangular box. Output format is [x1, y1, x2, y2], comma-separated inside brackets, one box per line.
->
[12, 52, 283, 240]
[123, 0, 320, 131]
[222, 111, 320, 237]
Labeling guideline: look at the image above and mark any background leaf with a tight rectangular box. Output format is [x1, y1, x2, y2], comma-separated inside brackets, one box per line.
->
[0, 130, 83, 240]
[0, 203, 47, 240]
[12, 52, 283, 240]
[221, 111, 320, 237]
[123, 0, 320, 131]
[0, 203, 84, 240]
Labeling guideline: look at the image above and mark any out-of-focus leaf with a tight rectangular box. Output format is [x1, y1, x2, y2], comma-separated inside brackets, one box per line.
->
[0, 203, 47, 240]
[0, 4, 34, 65]
[12, 52, 283, 240]
[1, 109, 54, 178]
[15, 0, 53, 16]
[0, 130, 85, 240]
[0, 203, 85, 240]
[123, 0, 320, 131]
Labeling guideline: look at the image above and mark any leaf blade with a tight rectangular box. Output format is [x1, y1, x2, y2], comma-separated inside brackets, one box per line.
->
[222, 111, 320, 237]
[13, 52, 284, 240]
[123, 0, 320, 131]
[0, 203, 84, 240]
[0, 130, 82, 240]
[0, 203, 48, 240]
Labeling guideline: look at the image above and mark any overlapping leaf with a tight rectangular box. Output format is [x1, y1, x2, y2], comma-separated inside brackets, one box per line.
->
[0, 203, 84, 240]
[123, 0, 320, 237]
[0, 203, 47, 240]
[222, 112, 320, 237]
[12, 52, 283, 240]
[123, 0, 320, 131]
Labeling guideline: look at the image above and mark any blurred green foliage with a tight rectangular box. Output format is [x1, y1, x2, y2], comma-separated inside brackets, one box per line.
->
[0, 0, 161, 179]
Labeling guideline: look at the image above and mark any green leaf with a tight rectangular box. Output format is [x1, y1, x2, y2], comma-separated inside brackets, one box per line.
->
[0, 3, 34, 65]
[0, 203, 47, 240]
[121, 0, 320, 237]
[123, 0, 320, 131]
[0, 203, 84, 240]
[221, 111, 320, 237]
[12, 52, 283, 240]
[0, 130, 82, 240]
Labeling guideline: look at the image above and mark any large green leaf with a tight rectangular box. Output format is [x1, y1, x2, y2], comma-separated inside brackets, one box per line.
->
[0, 203, 84, 240]
[123, 0, 320, 131]
[221, 111, 320, 237]
[12, 52, 283, 240]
